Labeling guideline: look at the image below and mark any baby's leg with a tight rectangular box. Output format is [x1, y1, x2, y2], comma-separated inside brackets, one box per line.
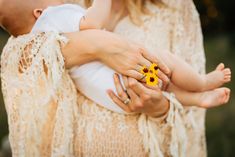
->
[167, 83, 230, 108]
[158, 51, 231, 91]
[204, 63, 231, 90]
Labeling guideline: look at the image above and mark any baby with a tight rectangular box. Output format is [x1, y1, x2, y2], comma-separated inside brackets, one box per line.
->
[17, 0, 232, 113]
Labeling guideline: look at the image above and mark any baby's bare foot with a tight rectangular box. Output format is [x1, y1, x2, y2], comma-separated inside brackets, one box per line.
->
[197, 87, 230, 108]
[204, 63, 231, 90]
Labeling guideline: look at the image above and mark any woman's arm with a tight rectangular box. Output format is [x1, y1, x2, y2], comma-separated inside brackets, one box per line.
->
[62, 29, 170, 83]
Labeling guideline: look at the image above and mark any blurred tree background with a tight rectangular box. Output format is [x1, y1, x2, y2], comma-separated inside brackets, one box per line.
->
[193, 0, 235, 157]
[0, 0, 234, 157]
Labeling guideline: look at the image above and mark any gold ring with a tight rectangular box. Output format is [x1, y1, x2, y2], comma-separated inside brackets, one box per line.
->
[136, 65, 143, 72]
[123, 98, 131, 105]
[140, 75, 146, 80]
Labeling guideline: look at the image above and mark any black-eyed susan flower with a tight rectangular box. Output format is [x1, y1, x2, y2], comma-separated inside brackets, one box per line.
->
[146, 73, 158, 86]
[140, 65, 149, 76]
[149, 63, 159, 76]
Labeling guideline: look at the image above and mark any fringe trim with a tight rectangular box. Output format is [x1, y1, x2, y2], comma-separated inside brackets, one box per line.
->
[138, 92, 187, 157]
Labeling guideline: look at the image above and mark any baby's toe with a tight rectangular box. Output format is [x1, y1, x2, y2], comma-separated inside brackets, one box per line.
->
[223, 68, 231, 74]
[223, 69, 231, 82]
[216, 63, 225, 71]
[224, 88, 231, 103]
[224, 78, 231, 83]
[224, 93, 230, 103]
[224, 75, 231, 82]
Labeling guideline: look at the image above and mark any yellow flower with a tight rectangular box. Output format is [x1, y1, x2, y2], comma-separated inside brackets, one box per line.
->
[140, 65, 149, 76]
[146, 73, 158, 86]
[149, 63, 159, 76]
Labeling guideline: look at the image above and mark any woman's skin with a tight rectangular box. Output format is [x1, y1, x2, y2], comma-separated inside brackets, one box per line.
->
[62, 30, 170, 82]
[62, 30, 170, 117]
[108, 74, 170, 117]
[105, 0, 170, 117]
[0, 0, 171, 117]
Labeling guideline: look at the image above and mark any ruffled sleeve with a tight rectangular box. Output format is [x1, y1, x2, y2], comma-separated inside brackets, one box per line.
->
[1, 32, 78, 157]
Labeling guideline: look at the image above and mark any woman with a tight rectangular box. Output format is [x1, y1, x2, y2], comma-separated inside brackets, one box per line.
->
[0, 0, 206, 157]
[72, 0, 206, 157]
[1, 0, 171, 156]
[70, 0, 207, 156]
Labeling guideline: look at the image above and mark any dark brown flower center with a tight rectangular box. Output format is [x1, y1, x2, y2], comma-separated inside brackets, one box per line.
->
[150, 77, 155, 82]
[143, 68, 148, 73]
[154, 66, 159, 70]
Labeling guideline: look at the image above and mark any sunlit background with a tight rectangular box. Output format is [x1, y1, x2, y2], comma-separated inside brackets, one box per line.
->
[0, 0, 234, 157]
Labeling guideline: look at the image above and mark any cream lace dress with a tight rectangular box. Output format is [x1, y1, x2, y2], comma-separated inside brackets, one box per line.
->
[1, 0, 207, 157]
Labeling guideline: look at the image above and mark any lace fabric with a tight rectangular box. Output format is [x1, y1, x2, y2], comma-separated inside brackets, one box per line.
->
[1, 33, 78, 157]
[1, 0, 207, 156]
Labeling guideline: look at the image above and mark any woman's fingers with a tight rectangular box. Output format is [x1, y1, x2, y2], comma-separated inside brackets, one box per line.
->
[157, 70, 170, 90]
[139, 48, 170, 88]
[122, 75, 129, 88]
[113, 73, 128, 101]
[138, 57, 152, 68]
[122, 75, 143, 112]
[128, 78, 150, 96]
[143, 83, 160, 91]
[126, 70, 145, 81]
[140, 49, 171, 76]
[122, 76, 140, 100]
[112, 74, 136, 112]
[107, 90, 131, 112]
[128, 77, 162, 101]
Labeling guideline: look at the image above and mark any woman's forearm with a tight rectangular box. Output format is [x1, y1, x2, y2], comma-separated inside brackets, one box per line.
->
[62, 29, 128, 68]
[62, 29, 170, 82]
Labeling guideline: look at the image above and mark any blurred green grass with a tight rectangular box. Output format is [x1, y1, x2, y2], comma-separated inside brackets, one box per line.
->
[204, 32, 235, 157]
[0, 30, 234, 157]
[0, 31, 9, 148]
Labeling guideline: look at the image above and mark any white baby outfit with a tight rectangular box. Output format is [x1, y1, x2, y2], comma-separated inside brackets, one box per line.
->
[32, 4, 125, 113]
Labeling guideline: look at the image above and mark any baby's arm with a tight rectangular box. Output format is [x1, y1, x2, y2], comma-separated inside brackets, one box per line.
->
[80, 0, 112, 30]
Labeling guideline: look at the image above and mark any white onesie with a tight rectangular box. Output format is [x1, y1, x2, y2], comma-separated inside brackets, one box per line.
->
[32, 4, 125, 113]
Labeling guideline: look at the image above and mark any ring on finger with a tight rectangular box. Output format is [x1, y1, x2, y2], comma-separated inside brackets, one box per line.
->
[124, 90, 131, 99]
[123, 98, 131, 105]
[136, 64, 145, 72]
[158, 79, 163, 89]
[140, 75, 146, 81]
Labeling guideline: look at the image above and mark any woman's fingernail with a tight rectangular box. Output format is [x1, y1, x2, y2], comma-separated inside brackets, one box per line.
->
[114, 73, 119, 80]
[107, 90, 113, 95]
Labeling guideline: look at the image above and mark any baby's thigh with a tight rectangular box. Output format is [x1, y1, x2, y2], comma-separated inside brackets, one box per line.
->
[156, 50, 178, 72]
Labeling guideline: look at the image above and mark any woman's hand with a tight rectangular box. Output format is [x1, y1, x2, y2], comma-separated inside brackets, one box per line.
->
[98, 36, 170, 85]
[63, 30, 170, 85]
[107, 74, 170, 118]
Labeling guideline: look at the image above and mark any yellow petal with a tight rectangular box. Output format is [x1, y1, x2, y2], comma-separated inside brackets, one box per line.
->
[150, 63, 159, 75]
[146, 73, 158, 86]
